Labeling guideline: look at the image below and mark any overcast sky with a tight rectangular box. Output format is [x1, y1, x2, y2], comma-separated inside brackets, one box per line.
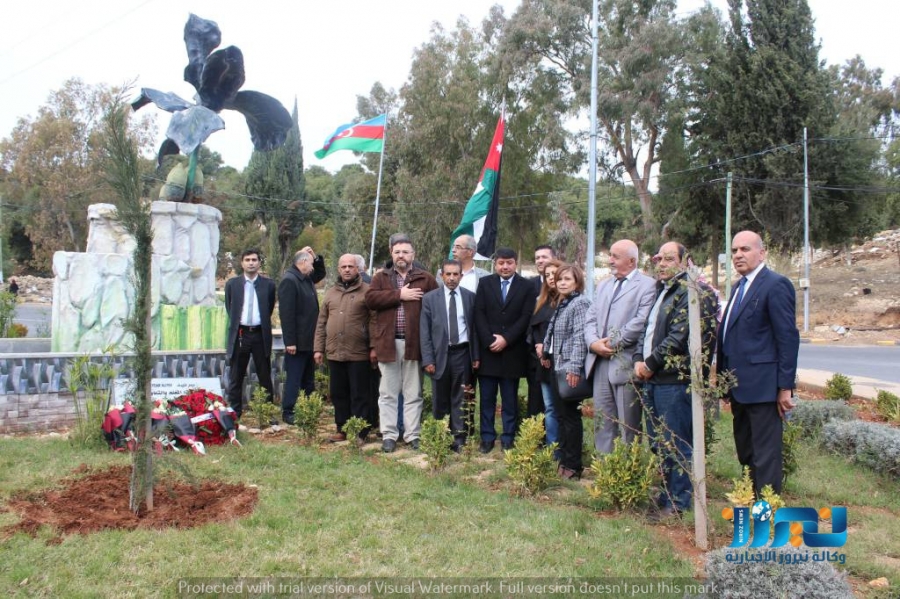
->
[1, 0, 897, 173]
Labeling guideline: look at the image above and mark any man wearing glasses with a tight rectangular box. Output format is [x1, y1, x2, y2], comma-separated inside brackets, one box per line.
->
[449, 234, 490, 293]
[366, 237, 438, 452]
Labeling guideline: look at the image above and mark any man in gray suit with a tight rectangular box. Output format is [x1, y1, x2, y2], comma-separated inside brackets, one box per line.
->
[585, 239, 657, 453]
[421, 260, 480, 452]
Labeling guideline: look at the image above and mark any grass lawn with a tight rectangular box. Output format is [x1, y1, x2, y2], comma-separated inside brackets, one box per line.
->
[0, 404, 898, 598]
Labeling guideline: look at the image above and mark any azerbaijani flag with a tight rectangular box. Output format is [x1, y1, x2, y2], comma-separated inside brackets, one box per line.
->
[314, 114, 386, 159]
[449, 111, 504, 260]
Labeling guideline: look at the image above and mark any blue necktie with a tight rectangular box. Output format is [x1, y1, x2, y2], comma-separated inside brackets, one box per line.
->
[501, 279, 510, 302]
[725, 276, 747, 337]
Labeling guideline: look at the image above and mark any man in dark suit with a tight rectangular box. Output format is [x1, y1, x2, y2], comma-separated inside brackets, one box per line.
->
[420, 260, 480, 452]
[224, 248, 277, 419]
[526, 244, 557, 418]
[474, 247, 536, 452]
[717, 230, 799, 495]
[585, 239, 657, 453]
[278, 247, 327, 425]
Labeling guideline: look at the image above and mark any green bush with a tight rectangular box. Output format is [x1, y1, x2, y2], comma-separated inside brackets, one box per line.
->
[295, 390, 325, 444]
[821, 420, 900, 477]
[341, 416, 369, 453]
[420, 416, 453, 471]
[588, 437, 659, 510]
[823, 373, 853, 400]
[875, 390, 900, 423]
[247, 385, 280, 429]
[0, 291, 16, 337]
[691, 547, 851, 599]
[504, 414, 558, 496]
[67, 353, 116, 448]
[789, 399, 855, 436]
[7, 322, 28, 338]
[782, 420, 801, 485]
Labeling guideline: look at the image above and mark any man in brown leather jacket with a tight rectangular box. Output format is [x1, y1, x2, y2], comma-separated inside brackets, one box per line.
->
[365, 238, 438, 452]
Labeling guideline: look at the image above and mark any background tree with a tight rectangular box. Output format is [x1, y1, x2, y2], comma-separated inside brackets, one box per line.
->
[0, 79, 155, 272]
[502, 0, 689, 237]
[243, 99, 306, 276]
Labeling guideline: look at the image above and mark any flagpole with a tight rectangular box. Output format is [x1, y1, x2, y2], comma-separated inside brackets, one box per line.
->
[367, 114, 388, 275]
[585, 0, 599, 297]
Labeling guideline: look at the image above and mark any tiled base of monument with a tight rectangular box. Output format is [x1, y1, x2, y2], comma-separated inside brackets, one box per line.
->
[0, 350, 287, 433]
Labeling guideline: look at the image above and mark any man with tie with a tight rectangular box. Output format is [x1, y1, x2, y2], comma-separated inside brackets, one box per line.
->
[584, 239, 657, 453]
[420, 260, 480, 452]
[474, 247, 536, 452]
[278, 247, 327, 425]
[717, 230, 799, 495]
[224, 248, 277, 419]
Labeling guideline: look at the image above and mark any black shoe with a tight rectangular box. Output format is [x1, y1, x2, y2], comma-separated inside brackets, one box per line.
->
[382, 439, 397, 453]
[479, 440, 495, 454]
[282, 415, 295, 426]
[409, 439, 420, 451]
[501, 441, 514, 451]
[451, 440, 463, 454]
[647, 506, 683, 522]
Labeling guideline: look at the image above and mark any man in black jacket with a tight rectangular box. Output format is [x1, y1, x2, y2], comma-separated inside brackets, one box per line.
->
[224, 249, 277, 419]
[633, 241, 717, 518]
[278, 247, 326, 424]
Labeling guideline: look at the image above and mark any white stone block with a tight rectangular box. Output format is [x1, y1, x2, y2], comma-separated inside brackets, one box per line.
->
[190, 225, 211, 267]
[152, 218, 175, 255]
[100, 277, 129, 328]
[68, 257, 102, 308]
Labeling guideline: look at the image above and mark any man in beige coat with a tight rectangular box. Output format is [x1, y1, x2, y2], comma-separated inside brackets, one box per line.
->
[315, 254, 376, 441]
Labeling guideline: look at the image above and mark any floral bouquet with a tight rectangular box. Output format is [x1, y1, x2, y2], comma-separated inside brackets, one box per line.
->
[101, 401, 137, 451]
[171, 389, 240, 448]
[167, 405, 206, 455]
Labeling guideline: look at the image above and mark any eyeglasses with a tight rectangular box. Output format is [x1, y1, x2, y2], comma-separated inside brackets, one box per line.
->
[452, 245, 471, 251]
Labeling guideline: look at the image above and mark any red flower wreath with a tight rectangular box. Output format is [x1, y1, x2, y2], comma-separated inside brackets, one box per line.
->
[171, 389, 240, 447]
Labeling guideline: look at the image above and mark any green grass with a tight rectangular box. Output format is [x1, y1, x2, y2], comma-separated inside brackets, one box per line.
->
[0, 436, 691, 597]
[1, 401, 898, 597]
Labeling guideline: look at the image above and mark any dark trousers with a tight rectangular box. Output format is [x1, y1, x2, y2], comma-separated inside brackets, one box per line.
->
[526, 354, 545, 417]
[432, 346, 472, 442]
[478, 375, 519, 445]
[732, 400, 784, 494]
[282, 351, 315, 422]
[330, 360, 373, 436]
[226, 327, 273, 418]
[644, 382, 693, 511]
[554, 389, 584, 473]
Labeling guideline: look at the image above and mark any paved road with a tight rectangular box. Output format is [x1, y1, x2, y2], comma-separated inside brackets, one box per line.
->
[799, 344, 900, 383]
[13, 303, 51, 338]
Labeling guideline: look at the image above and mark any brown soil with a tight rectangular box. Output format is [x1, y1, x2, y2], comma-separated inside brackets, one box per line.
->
[1, 465, 258, 542]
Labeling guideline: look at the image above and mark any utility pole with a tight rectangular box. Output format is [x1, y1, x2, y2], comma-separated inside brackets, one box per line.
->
[802, 128, 811, 334]
[585, 0, 599, 296]
[724, 173, 732, 298]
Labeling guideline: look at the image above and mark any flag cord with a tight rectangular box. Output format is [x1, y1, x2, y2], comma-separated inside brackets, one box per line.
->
[367, 114, 388, 275]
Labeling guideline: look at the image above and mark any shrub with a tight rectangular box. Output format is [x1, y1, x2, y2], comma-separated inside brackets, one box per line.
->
[823, 373, 853, 401]
[782, 420, 801, 485]
[821, 420, 900, 477]
[0, 291, 16, 337]
[295, 390, 325, 444]
[420, 416, 453, 471]
[341, 416, 369, 453]
[725, 466, 755, 507]
[691, 547, 851, 599]
[875, 390, 900, 423]
[789, 399, 855, 436]
[588, 437, 659, 510]
[247, 385, 280, 429]
[505, 414, 558, 496]
[7, 322, 28, 338]
[314, 367, 329, 398]
[67, 353, 116, 448]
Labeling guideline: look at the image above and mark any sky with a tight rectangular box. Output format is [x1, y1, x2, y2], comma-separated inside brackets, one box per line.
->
[1, 0, 898, 173]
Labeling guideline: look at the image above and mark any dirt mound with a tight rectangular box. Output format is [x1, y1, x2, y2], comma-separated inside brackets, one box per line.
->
[1, 465, 258, 541]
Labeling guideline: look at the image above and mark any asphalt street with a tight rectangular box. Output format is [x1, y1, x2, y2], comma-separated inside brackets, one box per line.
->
[799, 344, 900, 384]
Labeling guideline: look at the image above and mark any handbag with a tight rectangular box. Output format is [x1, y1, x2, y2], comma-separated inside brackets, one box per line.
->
[555, 370, 592, 402]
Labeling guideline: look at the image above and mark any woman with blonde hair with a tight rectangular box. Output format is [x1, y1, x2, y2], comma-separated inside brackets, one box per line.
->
[542, 263, 591, 479]
[528, 259, 563, 447]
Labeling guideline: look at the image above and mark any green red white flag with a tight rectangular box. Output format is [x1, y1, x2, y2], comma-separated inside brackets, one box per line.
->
[449, 111, 505, 260]
[314, 114, 386, 159]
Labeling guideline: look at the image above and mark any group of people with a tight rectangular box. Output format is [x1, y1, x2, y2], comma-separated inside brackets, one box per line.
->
[224, 229, 799, 517]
